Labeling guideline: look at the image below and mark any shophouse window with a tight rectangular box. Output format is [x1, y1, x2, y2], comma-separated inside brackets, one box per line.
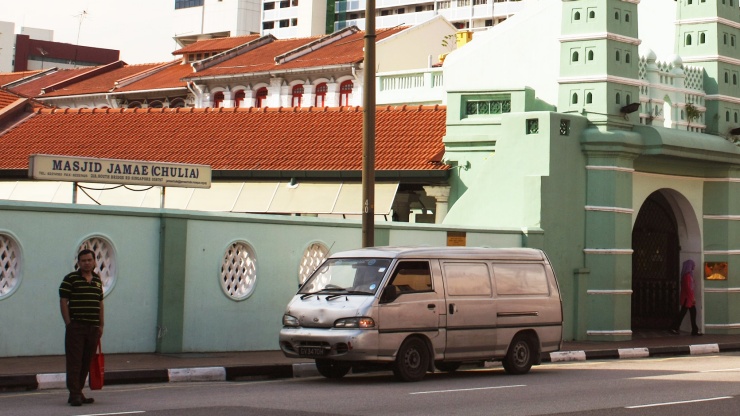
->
[292, 85, 304, 107]
[212, 92, 224, 108]
[339, 81, 353, 106]
[234, 90, 246, 108]
[255, 87, 268, 108]
[315, 83, 327, 107]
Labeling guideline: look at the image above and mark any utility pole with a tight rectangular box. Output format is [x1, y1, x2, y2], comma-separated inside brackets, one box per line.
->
[361, 0, 376, 248]
[73, 10, 88, 68]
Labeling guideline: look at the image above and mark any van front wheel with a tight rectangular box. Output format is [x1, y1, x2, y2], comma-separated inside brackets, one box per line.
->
[315, 359, 351, 379]
[502, 335, 535, 375]
[393, 338, 430, 382]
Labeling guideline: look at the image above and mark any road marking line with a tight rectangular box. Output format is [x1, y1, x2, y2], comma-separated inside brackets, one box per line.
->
[625, 396, 732, 408]
[410, 385, 525, 395]
[701, 367, 740, 373]
[75, 412, 145, 416]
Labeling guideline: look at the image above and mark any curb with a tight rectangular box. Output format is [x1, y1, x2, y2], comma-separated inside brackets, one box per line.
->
[3, 343, 740, 392]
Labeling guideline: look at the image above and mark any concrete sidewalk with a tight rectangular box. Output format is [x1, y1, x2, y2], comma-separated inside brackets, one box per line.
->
[2, 333, 739, 391]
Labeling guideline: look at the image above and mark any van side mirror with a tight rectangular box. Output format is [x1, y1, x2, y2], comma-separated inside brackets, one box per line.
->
[380, 285, 398, 303]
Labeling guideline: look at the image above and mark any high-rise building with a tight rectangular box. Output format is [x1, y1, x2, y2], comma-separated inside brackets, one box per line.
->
[174, 0, 262, 46]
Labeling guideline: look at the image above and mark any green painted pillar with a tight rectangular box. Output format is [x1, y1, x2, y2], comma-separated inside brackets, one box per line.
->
[156, 215, 189, 353]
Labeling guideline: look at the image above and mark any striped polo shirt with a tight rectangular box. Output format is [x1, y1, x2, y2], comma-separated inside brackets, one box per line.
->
[59, 271, 103, 325]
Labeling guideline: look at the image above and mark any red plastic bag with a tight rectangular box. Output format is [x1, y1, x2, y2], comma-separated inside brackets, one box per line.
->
[89, 340, 104, 390]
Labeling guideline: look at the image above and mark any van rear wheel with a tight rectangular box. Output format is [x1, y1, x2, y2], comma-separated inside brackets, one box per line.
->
[315, 359, 351, 379]
[393, 338, 430, 382]
[502, 335, 535, 375]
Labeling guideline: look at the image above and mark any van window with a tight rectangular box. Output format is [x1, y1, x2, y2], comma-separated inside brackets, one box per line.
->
[388, 261, 432, 294]
[444, 262, 492, 296]
[493, 264, 549, 295]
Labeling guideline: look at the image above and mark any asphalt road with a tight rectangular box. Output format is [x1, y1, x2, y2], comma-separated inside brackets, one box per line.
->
[2, 353, 739, 416]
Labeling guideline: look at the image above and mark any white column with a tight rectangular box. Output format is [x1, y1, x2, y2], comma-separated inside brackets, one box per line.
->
[303, 84, 315, 108]
[267, 78, 283, 108]
[222, 90, 234, 108]
[325, 81, 339, 107]
[423, 186, 451, 224]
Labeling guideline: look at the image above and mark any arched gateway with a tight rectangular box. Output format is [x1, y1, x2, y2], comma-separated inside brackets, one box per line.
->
[631, 189, 701, 332]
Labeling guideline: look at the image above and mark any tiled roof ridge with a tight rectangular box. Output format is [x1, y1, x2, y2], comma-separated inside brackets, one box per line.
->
[192, 35, 277, 73]
[113, 60, 183, 89]
[41, 61, 126, 94]
[1, 68, 55, 89]
[171, 34, 261, 55]
[35, 104, 446, 115]
[275, 26, 360, 65]
[0, 86, 50, 109]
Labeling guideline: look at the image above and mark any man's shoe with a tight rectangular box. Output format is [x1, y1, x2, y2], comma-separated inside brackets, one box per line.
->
[68, 395, 94, 404]
[69, 397, 82, 407]
[669, 329, 679, 335]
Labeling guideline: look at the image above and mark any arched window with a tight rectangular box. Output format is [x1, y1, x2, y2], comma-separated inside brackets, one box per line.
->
[725, 72, 730, 83]
[586, 92, 593, 104]
[588, 50, 594, 61]
[127, 101, 142, 109]
[574, 11, 581, 21]
[725, 33, 728, 45]
[572, 93, 578, 104]
[625, 13, 630, 22]
[234, 90, 246, 108]
[686, 34, 692, 45]
[614, 11, 619, 20]
[572, 51, 579, 62]
[626, 94, 631, 105]
[700, 33, 706, 44]
[292, 84, 304, 107]
[736, 112, 738, 123]
[212, 91, 224, 108]
[734, 74, 738, 85]
[149, 100, 164, 108]
[315, 83, 327, 107]
[589, 11, 595, 19]
[255, 87, 268, 108]
[339, 80, 353, 106]
[616, 50, 620, 61]
[616, 93, 621, 105]
[625, 53, 631, 63]
[726, 111, 730, 122]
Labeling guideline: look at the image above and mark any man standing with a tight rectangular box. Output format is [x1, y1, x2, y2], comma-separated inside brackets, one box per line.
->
[59, 249, 104, 406]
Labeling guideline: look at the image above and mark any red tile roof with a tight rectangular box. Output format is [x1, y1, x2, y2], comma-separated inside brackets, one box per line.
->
[41, 63, 164, 97]
[187, 27, 407, 79]
[6, 67, 93, 98]
[0, 106, 448, 173]
[114, 61, 193, 92]
[0, 70, 45, 87]
[172, 35, 262, 55]
[0, 87, 49, 111]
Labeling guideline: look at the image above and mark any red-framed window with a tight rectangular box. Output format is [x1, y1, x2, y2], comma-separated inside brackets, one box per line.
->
[314, 83, 327, 107]
[255, 87, 268, 108]
[212, 91, 224, 108]
[339, 80, 353, 106]
[234, 90, 246, 108]
[292, 85, 304, 107]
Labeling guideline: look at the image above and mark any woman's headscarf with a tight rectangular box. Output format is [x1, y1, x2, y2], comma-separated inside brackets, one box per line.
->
[681, 259, 695, 277]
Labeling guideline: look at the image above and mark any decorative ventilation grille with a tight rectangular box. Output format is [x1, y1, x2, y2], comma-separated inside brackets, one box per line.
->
[299, 243, 329, 284]
[221, 241, 257, 300]
[0, 234, 21, 299]
[466, 99, 511, 115]
[77, 237, 116, 295]
[526, 118, 539, 134]
[560, 119, 570, 136]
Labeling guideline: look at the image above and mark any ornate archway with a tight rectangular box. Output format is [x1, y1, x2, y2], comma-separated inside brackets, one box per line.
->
[631, 191, 680, 330]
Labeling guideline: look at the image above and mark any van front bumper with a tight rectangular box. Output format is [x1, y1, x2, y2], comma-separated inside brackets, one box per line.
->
[279, 327, 388, 362]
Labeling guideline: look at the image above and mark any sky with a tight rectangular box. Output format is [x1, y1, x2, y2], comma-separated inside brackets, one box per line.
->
[1, 0, 179, 64]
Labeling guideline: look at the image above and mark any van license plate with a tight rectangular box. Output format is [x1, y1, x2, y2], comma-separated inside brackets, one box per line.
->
[299, 347, 327, 357]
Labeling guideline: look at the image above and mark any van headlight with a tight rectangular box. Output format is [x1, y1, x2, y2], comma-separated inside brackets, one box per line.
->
[334, 317, 375, 329]
[283, 314, 299, 327]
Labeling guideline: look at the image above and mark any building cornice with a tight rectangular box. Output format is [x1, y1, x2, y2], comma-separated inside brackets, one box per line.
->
[559, 33, 641, 46]
[681, 54, 740, 66]
[558, 75, 643, 87]
[705, 94, 740, 105]
[675, 17, 740, 31]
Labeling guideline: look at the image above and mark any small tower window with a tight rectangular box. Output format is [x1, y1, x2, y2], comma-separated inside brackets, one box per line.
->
[686, 34, 692, 45]
[572, 93, 579, 104]
[614, 11, 619, 20]
[616, 50, 620, 61]
[572, 51, 579, 62]
[724, 33, 728, 45]
[625, 13, 630, 23]
[588, 50, 594, 60]
[616, 93, 621, 105]
[726, 111, 731, 122]
[734, 74, 738, 85]
[725, 72, 730, 83]
[586, 92, 593, 104]
[625, 53, 631, 63]
[736, 112, 738, 123]
[700, 33, 706, 44]
[589, 11, 595, 19]
[574, 11, 581, 21]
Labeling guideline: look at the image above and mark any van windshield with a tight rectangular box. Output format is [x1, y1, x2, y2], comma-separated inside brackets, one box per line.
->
[299, 258, 392, 295]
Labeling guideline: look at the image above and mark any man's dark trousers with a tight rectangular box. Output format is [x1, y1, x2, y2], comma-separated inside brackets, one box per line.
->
[65, 321, 99, 399]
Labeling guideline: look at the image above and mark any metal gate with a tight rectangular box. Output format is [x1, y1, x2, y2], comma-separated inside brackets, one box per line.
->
[631, 191, 679, 330]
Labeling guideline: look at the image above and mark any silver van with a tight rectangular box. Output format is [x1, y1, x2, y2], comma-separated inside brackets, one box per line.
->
[279, 247, 563, 381]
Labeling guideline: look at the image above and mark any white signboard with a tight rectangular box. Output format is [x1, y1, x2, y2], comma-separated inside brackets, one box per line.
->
[29, 154, 211, 189]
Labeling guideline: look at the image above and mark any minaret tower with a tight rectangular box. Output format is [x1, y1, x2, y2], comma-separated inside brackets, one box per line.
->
[675, 0, 740, 136]
[559, 0, 641, 129]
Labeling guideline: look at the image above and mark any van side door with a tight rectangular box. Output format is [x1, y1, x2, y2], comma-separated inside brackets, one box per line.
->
[441, 261, 497, 360]
[377, 260, 444, 358]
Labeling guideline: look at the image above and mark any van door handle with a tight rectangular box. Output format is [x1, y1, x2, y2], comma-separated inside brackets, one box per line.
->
[449, 303, 455, 314]
[427, 304, 436, 310]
